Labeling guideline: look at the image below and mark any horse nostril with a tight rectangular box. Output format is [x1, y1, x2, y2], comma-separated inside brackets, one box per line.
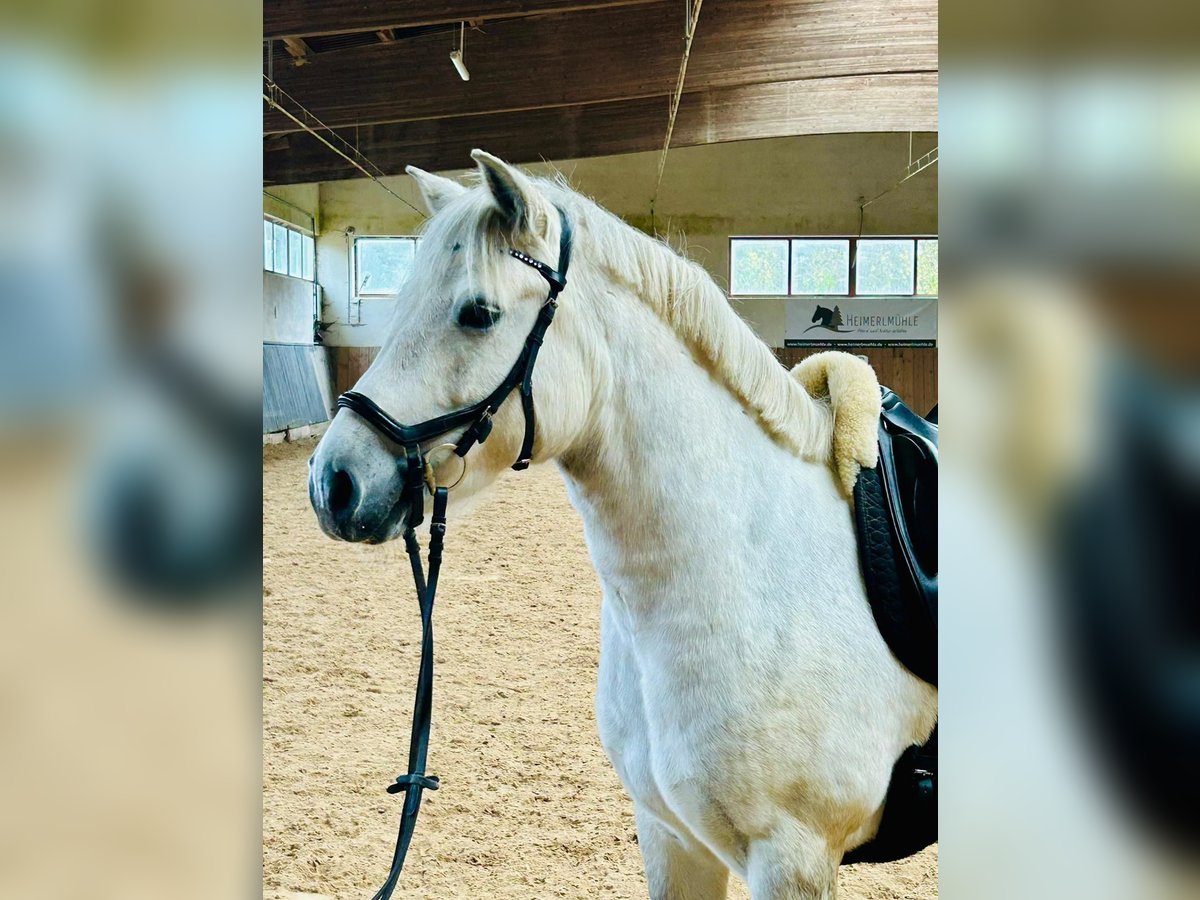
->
[327, 468, 355, 516]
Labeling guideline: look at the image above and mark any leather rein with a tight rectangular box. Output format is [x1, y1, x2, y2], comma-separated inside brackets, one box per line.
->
[333, 207, 572, 899]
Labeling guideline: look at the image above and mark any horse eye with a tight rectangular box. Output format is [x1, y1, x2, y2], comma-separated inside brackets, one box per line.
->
[457, 298, 502, 331]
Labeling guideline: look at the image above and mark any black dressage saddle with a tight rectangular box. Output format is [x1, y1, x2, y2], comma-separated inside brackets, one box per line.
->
[842, 387, 938, 865]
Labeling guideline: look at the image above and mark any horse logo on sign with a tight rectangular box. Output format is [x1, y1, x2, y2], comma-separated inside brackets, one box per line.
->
[805, 304, 850, 333]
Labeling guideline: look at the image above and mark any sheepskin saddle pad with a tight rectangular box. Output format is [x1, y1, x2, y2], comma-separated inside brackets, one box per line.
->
[790, 351, 882, 498]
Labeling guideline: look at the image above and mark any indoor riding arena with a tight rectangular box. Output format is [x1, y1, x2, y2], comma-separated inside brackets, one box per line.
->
[263, 3, 937, 898]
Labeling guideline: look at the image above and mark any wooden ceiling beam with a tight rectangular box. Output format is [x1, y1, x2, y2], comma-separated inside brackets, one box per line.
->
[265, 0, 661, 41]
[280, 37, 312, 66]
[263, 0, 937, 135]
[264, 74, 938, 184]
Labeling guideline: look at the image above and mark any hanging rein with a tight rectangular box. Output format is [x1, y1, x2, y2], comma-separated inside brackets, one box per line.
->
[333, 208, 572, 900]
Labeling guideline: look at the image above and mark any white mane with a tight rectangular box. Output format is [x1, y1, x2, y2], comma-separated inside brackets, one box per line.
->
[422, 175, 833, 464]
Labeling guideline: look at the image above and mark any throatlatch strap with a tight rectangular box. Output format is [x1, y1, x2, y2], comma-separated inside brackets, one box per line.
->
[372, 487, 448, 900]
[511, 299, 557, 470]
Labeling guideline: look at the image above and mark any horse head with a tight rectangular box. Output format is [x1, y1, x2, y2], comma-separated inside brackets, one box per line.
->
[309, 151, 593, 543]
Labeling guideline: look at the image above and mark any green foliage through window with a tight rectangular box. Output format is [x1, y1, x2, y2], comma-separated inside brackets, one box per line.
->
[791, 240, 849, 294]
[856, 240, 914, 295]
[730, 239, 789, 295]
[916, 239, 938, 295]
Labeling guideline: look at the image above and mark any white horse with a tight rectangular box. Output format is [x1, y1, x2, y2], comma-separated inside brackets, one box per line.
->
[309, 150, 937, 899]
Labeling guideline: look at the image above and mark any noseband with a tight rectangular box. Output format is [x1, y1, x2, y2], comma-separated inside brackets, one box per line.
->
[333, 207, 571, 900]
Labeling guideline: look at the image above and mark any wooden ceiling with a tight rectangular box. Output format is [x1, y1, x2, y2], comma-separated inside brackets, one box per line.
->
[264, 0, 937, 185]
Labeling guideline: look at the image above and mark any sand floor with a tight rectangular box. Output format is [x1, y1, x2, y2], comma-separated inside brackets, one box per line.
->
[264, 439, 936, 899]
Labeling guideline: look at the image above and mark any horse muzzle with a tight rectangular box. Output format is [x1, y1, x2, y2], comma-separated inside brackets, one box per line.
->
[308, 422, 413, 544]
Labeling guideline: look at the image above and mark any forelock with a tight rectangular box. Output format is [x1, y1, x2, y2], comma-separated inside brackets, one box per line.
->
[415, 176, 575, 297]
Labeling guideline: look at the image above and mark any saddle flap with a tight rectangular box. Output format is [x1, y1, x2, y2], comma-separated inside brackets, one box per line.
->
[853, 387, 938, 685]
[879, 390, 938, 625]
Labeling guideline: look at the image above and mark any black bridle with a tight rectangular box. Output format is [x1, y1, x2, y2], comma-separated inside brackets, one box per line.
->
[333, 207, 572, 899]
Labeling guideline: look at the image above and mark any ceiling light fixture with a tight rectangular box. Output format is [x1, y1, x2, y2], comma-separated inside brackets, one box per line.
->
[450, 21, 470, 81]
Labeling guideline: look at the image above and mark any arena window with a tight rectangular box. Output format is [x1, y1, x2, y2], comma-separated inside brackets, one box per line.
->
[263, 216, 315, 281]
[353, 236, 419, 299]
[729, 237, 937, 298]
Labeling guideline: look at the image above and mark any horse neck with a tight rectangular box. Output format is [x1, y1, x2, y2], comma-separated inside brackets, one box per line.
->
[555, 257, 839, 605]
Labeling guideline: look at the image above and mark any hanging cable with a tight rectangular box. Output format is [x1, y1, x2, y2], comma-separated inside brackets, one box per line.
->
[263, 74, 427, 219]
[649, 0, 704, 231]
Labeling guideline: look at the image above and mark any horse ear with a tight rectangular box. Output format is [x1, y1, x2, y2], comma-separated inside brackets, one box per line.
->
[405, 166, 466, 215]
[470, 149, 549, 236]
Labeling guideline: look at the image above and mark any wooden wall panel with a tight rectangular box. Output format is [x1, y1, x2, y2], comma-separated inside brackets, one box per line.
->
[774, 346, 938, 418]
[329, 346, 381, 397]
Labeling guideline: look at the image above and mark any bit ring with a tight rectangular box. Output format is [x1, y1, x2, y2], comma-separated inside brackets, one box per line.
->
[425, 443, 467, 491]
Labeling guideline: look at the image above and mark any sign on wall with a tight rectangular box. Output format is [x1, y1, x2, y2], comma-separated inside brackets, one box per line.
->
[784, 298, 936, 347]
